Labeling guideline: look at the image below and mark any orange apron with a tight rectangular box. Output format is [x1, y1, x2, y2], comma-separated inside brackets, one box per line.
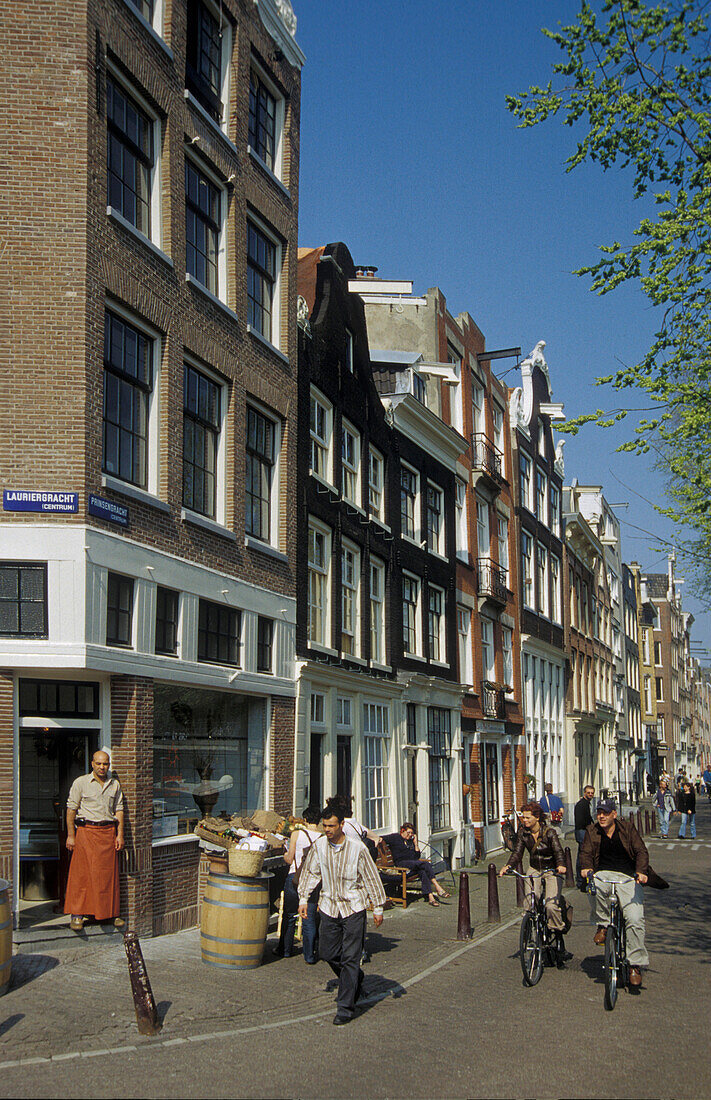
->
[64, 824, 120, 920]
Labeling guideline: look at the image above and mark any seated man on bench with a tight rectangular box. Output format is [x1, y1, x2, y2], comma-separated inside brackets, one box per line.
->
[381, 823, 450, 907]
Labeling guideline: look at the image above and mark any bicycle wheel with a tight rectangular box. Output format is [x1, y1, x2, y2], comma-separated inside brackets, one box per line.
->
[604, 926, 618, 1010]
[519, 911, 544, 986]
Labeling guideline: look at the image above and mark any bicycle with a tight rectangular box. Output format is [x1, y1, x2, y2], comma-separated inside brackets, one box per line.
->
[588, 872, 634, 1011]
[501, 809, 520, 854]
[506, 868, 564, 986]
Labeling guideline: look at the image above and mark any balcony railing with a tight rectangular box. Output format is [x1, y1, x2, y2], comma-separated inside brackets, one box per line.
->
[481, 681, 506, 719]
[476, 558, 508, 603]
[472, 434, 503, 484]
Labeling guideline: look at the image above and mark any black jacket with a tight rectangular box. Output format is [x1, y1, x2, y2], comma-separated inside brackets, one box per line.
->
[574, 797, 593, 831]
[506, 825, 564, 872]
[680, 789, 696, 814]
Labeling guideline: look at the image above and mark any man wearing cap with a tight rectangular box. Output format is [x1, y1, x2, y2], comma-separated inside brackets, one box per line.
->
[64, 750, 125, 931]
[580, 798, 667, 989]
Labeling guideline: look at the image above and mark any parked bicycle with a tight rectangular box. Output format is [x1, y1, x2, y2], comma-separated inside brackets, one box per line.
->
[505, 868, 565, 986]
[501, 808, 520, 853]
[589, 872, 634, 1010]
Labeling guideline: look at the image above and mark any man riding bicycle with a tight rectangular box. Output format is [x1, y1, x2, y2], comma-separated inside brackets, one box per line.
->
[580, 797, 667, 989]
[499, 801, 570, 967]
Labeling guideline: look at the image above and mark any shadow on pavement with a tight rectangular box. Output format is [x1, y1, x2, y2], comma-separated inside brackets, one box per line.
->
[9, 954, 59, 991]
[579, 954, 605, 984]
[648, 869, 711, 961]
[156, 1000, 172, 1026]
[358, 975, 407, 1016]
[0, 1013, 24, 1037]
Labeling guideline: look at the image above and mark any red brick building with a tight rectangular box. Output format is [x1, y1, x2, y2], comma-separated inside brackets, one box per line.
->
[1, 0, 304, 935]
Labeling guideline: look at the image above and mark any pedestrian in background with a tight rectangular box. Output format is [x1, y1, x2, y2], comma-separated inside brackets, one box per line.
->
[574, 784, 595, 889]
[677, 780, 697, 840]
[654, 779, 676, 839]
[275, 806, 322, 962]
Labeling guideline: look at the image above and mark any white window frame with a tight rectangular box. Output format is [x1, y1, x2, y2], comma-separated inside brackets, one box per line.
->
[447, 344, 463, 434]
[103, 299, 162, 500]
[481, 616, 496, 681]
[642, 629, 651, 666]
[336, 696, 352, 728]
[186, 0, 232, 133]
[182, 352, 228, 526]
[310, 691, 325, 725]
[426, 481, 445, 556]
[307, 517, 331, 648]
[309, 387, 333, 485]
[246, 211, 283, 352]
[341, 539, 361, 657]
[522, 531, 534, 609]
[362, 703, 390, 831]
[345, 328, 354, 374]
[248, 58, 285, 182]
[185, 151, 229, 305]
[106, 63, 163, 250]
[245, 398, 282, 549]
[457, 605, 473, 687]
[368, 447, 384, 522]
[400, 462, 420, 544]
[428, 583, 445, 663]
[455, 478, 468, 561]
[520, 452, 533, 513]
[123, 0, 166, 40]
[341, 418, 361, 508]
[502, 625, 514, 688]
[550, 482, 561, 538]
[402, 571, 422, 656]
[476, 496, 490, 557]
[497, 513, 509, 582]
[536, 467, 548, 524]
[472, 379, 485, 436]
[550, 554, 561, 623]
[492, 401, 505, 475]
[537, 542, 549, 617]
[369, 556, 385, 665]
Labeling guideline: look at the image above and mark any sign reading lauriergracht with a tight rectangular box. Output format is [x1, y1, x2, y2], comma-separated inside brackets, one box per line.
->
[3, 490, 79, 513]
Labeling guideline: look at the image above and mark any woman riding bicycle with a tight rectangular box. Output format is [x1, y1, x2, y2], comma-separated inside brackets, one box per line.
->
[499, 801, 570, 967]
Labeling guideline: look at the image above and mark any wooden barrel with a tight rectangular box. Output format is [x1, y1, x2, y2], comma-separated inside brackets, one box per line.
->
[0, 879, 12, 996]
[200, 871, 273, 970]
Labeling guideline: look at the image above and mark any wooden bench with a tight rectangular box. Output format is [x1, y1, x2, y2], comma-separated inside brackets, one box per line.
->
[375, 842, 421, 909]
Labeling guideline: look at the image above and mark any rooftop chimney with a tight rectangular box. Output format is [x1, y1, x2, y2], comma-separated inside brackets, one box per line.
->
[355, 266, 378, 279]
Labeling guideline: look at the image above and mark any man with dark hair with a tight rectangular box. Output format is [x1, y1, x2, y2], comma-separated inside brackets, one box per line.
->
[574, 784, 595, 889]
[298, 806, 386, 1025]
[381, 823, 450, 907]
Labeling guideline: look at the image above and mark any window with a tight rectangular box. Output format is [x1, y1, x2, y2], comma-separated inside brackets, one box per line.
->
[537, 543, 548, 616]
[655, 676, 664, 702]
[345, 329, 354, 374]
[341, 542, 360, 656]
[245, 404, 278, 543]
[550, 555, 561, 623]
[447, 344, 463, 433]
[492, 402, 505, 473]
[183, 362, 222, 519]
[402, 573, 421, 655]
[310, 692, 324, 724]
[522, 531, 534, 607]
[406, 702, 418, 744]
[368, 448, 384, 521]
[185, 159, 223, 297]
[126, 0, 155, 22]
[247, 221, 279, 344]
[369, 557, 385, 664]
[476, 497, 490, 556]
[502, 626, 513, 687]
[102, 309, 154, 490]
[198, 599, 240, 666]
[550, 482, 560, 537]
[308, 520, 331, 647]
[457, 606, 473, 686]
[481, 617, 495, 680]
[19, 679, 99, 718]
[497, 514, 509, 581]
[155, 586, 179, 655]
[336, 696, 352, 727]
[248, 68, 277, 172]
[106, 75, 155, 237]
[520, 453, 532, 511]
[536, 468, 547, 523]
[428, 707, 451, 831]
[472, 380, 485, 436]
[107, 573, 134, 647]
[400, 464, 419, 541]
[0, 564, 47, 637]
[341, 420, 361, 506]
[426, 483, 444, 555]
[412, 370, 426, 405]
[309, 388, 332, 483]
[654, 641, 662, 666]
[642, 630, 651, 665]
[186, 0, 228, 123]
[257, 616, 273, 673]
[428, 584, 445, 662]
[363, 703, 390, 830]
[455, 479, 468, 560]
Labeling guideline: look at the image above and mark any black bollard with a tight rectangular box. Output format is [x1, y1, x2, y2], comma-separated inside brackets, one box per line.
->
[487, 863, 501, 923]
[651, 810, 657, 833]
[514, 860, 525, 907]
[124, 931, 161, 1036]
[645, 809, 650, 834]
[457, 872, 473, 940]
[636, 810, 644, 835]
[564, 846, 575, 888]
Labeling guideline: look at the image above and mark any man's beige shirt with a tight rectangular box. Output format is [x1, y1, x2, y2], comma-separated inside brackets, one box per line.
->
[66, 773, 124, 821]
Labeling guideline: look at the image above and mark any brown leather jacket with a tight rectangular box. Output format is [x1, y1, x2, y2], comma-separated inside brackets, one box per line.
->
[580, 818, 669, 889]
[506, 825, 564, 872]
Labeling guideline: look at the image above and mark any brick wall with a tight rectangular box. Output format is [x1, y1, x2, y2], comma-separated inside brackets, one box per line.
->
[270, 695, 295, 812]
[152, 841, 201, 936]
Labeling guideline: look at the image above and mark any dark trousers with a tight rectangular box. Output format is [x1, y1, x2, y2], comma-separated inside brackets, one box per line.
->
[278, 875, 319, 962]
[319, 910, 366, 1019]
[397, 858, 437, 899]
[574, 829, 586, 888]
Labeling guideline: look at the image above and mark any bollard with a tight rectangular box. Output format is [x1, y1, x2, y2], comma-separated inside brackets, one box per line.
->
[636, 810, 644, 835]
[564, 846, 575, 888]
[514, 860, 525, 907]
[645, 809, 650, 834]
[456, 872, 473, 940]
[124, 931, 161, 1036]
[487, 863, 501, 923]
[651, 810, 657, 833]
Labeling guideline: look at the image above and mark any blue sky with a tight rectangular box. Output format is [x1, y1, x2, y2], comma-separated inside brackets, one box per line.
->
[294, 0, 711, 652]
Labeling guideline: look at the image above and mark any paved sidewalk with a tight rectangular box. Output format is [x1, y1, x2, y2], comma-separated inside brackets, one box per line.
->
[0, 846, 552, 1064]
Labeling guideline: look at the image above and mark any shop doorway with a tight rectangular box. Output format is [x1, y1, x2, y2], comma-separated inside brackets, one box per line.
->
[19, 728, 99, 921]
[481, 741, 503, 853]
[405, 751, 418, 832]
[336, 735, 352, 801]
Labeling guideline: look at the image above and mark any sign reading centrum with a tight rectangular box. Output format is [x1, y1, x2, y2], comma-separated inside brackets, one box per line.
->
[3, 490, 79, 513]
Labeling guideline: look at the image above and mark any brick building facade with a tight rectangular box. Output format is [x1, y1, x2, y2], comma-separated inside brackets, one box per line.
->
[1, 0, 304, 934]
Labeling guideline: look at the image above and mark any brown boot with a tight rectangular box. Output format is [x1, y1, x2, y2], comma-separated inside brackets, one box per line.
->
[629, 966, 643, 987]
[593, 926, 606, 945]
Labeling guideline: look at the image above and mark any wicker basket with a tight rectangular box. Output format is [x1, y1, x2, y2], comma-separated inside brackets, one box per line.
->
[195, 823, 235, 850]
[228, 847, 266, 877]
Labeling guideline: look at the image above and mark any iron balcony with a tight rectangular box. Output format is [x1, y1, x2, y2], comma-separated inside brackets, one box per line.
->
[471, 434, 504, 485]
[476, 557, 509, 604]
[481, 681, 506, 719]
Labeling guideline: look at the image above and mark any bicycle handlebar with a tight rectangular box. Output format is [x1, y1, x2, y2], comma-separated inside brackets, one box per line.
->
[503, 867, 564, 878]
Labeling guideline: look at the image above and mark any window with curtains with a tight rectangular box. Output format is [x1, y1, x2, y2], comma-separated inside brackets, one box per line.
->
[427, 707, 451, 831]
[363, 703, 390, 830]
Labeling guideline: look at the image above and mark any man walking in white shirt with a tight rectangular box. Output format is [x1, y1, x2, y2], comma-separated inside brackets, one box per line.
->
[298, 806, 386, 1025]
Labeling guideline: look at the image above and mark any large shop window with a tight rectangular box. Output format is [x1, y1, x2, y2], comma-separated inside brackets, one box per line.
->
[153, 687, 266, 838]
[427, 707, 451, 831]
[362, 703, 390, 831]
